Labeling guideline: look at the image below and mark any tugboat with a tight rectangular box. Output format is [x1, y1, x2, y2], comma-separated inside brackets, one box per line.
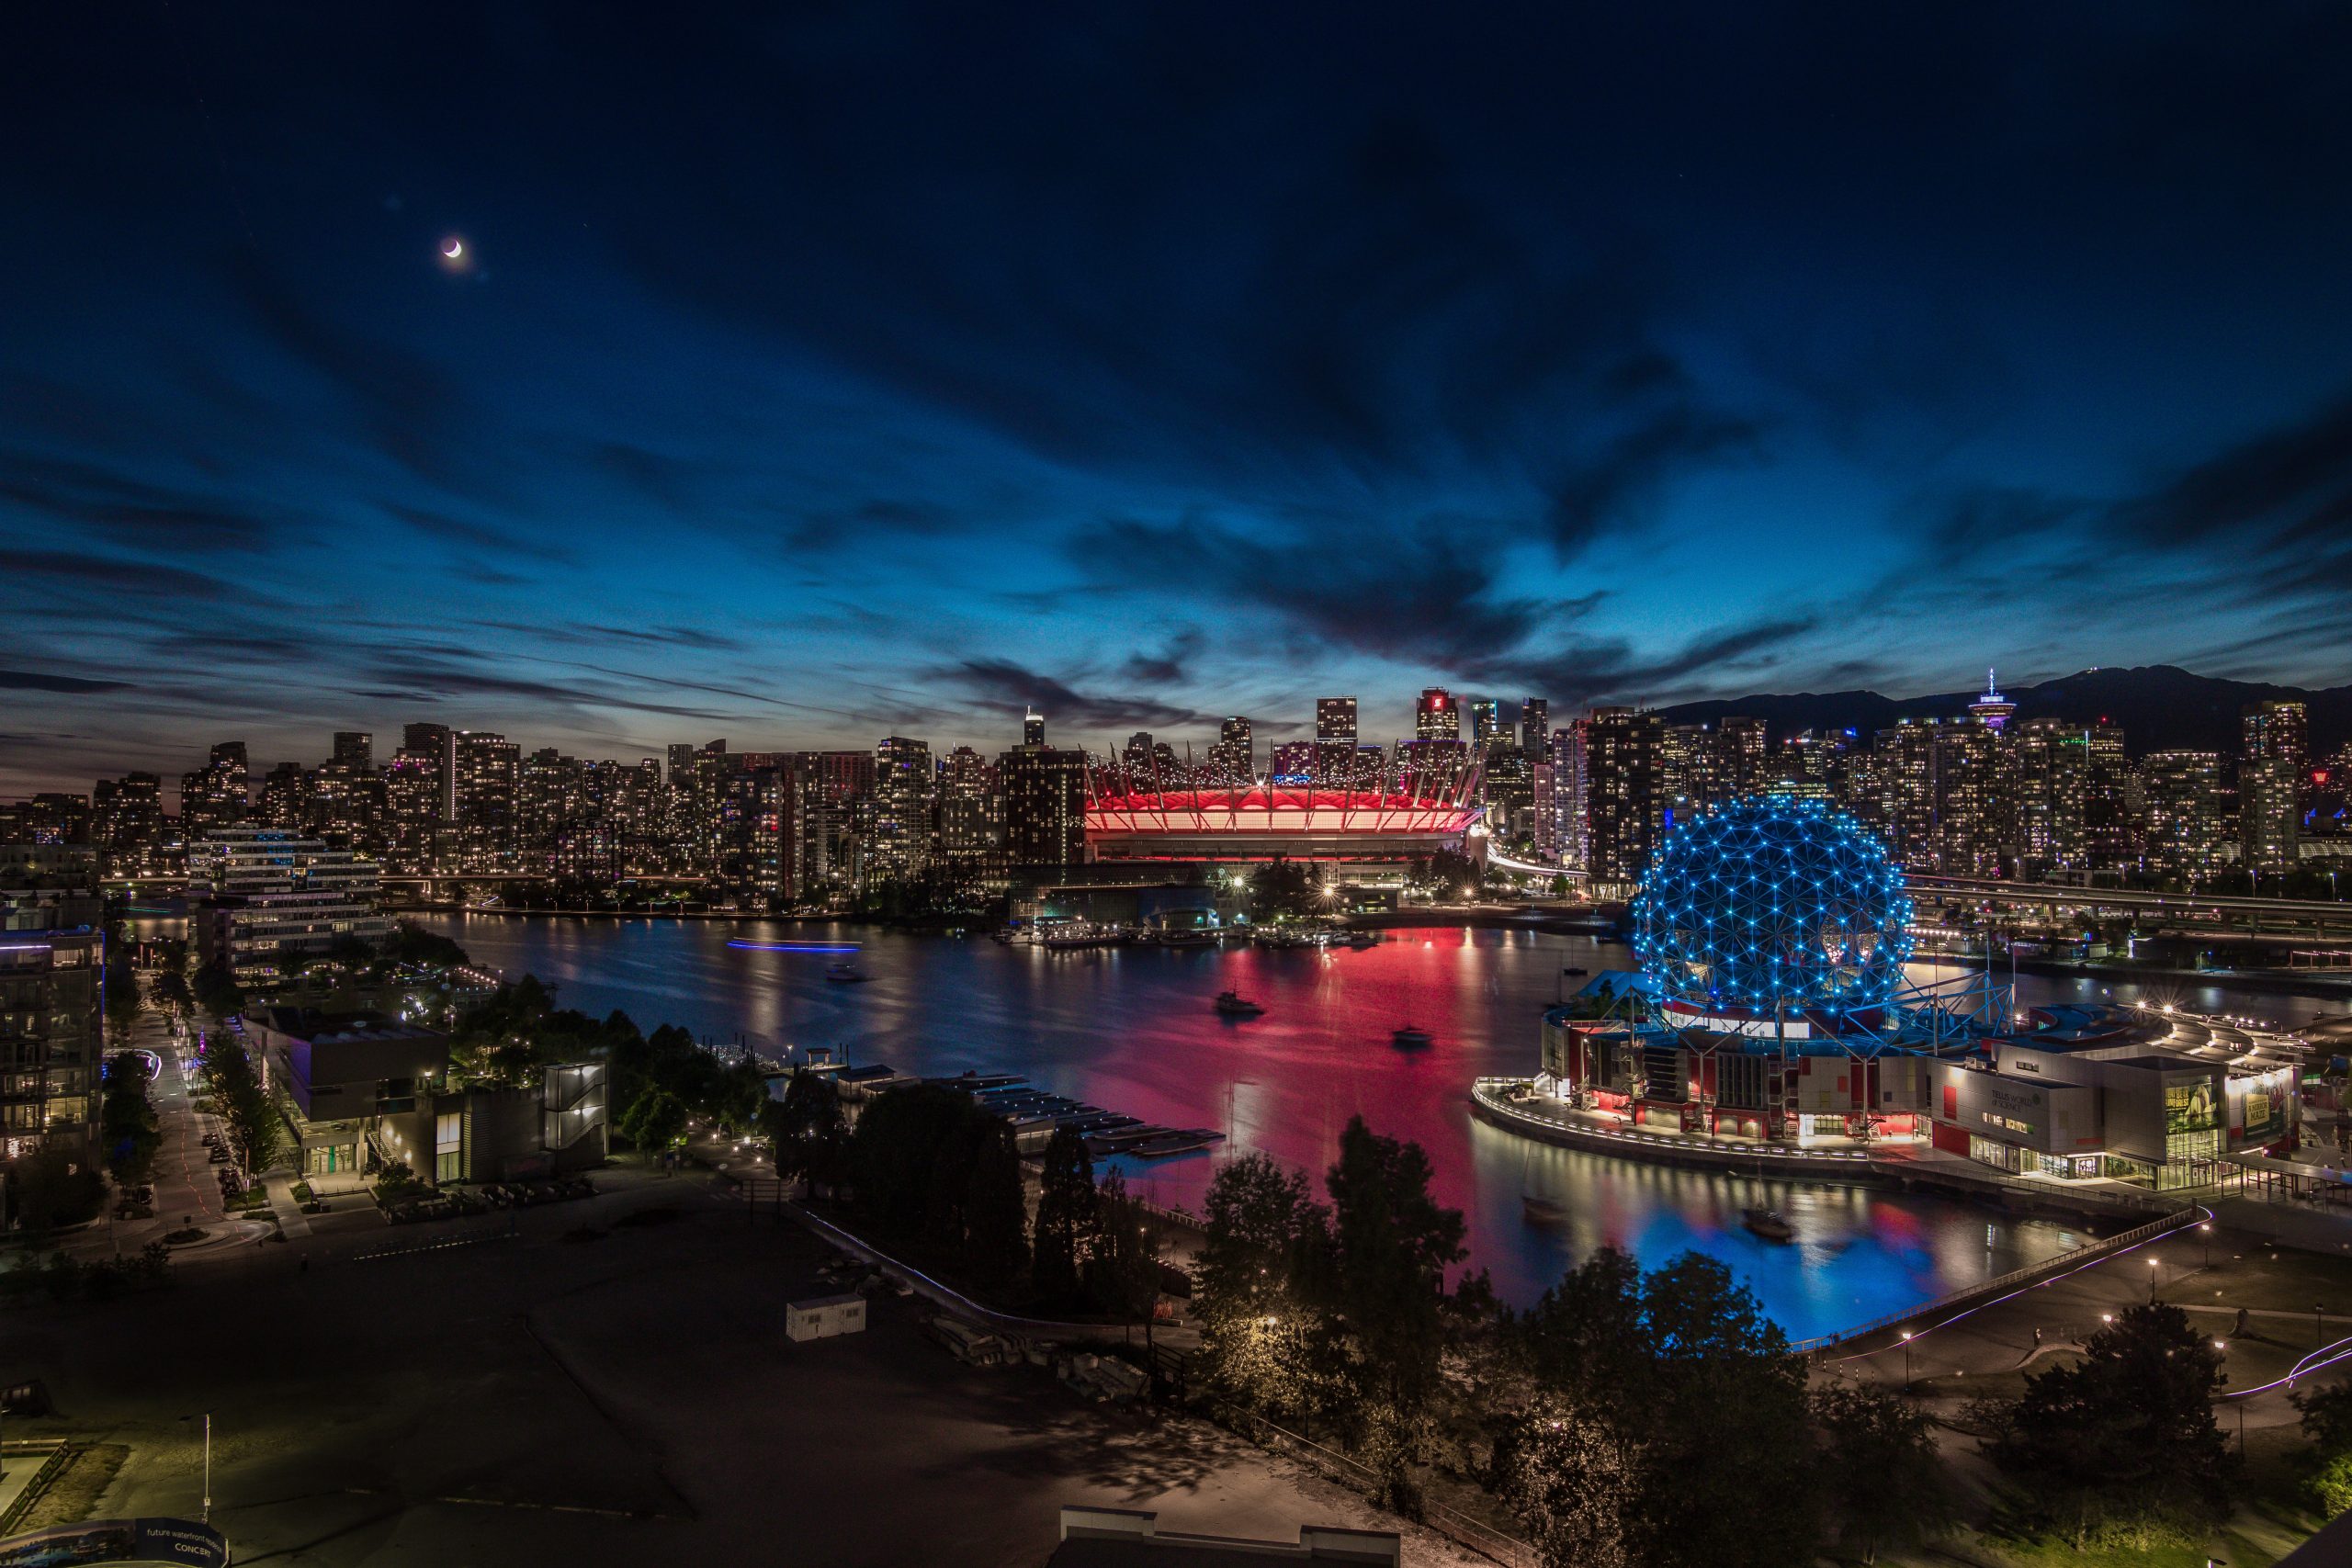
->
[1213, 990, 1264, 1017]
[1741, 1207, 1795, 1242]
[1390, 1024, 1433, 1049]
[824, 962, 868, 984]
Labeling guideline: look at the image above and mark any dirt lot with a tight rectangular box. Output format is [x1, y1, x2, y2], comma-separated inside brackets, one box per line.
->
[3, 1182, 1476, 1566]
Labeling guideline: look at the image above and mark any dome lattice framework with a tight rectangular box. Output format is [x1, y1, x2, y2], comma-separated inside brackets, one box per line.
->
[1632, 795, 1914, 1012]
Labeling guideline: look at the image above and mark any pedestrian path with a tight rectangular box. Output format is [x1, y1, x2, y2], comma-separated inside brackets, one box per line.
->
[265, 1176, 312, 1239]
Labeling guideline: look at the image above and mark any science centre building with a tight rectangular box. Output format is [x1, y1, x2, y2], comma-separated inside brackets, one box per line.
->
[1500, 795, 2301, 1190]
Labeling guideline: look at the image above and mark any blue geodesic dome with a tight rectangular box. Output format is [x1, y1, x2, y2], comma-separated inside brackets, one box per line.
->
[1632, 795, 1913, 1011]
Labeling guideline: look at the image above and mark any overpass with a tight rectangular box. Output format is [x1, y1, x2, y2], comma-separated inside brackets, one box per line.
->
[1478, 853, 2352, 939]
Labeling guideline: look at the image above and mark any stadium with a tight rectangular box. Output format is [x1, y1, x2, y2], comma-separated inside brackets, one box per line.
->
[1083, 771, 1482, 869]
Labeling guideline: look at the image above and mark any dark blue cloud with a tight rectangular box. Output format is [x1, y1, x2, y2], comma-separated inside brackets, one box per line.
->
[5, 3, 2352, 792]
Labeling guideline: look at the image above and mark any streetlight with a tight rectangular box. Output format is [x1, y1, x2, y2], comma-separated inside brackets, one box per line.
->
[1900, 1329, 1915, 1391]
[2320, 1303, 2329, 1349]
[2200, 1222, 2212, 1271]
[179, 1412, 211, 1524]
[2149, 1256, 2162, 1303]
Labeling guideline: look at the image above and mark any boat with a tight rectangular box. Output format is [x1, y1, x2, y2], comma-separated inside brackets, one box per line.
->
[1522, 1194, 1569, 1224]
[1214, 990, 1264, 1017]
[1160, 928, 1216, 948]
[1741, 1207, 1795, 1242]
[1390, 1025, 1433, 1049]
[1348, 932, 1379, 950]
[824, 963, 868, 983]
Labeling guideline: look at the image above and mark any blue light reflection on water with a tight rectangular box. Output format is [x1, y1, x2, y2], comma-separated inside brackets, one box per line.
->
[417, 916, 2325, 1338]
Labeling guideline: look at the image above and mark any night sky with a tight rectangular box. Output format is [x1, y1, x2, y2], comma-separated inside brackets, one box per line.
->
[7, 5, 2352, 795]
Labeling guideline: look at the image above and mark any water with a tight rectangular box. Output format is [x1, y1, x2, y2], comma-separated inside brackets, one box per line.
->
[415, 915, 2339, 1337]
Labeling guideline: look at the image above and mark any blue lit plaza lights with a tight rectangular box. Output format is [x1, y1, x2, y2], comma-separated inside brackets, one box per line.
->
[1631, 795, 1914, 1014]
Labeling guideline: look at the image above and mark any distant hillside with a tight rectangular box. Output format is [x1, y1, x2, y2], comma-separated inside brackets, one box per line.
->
[1654, 665, 2352, 758]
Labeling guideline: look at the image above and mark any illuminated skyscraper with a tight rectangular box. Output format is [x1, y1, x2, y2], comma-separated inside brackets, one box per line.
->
[1001, 715, 1085, 870]
[2242, 701, 2307, 873]
[1581, 707, 1663, 886]
[2143, 750, 2224, 879]
[1415, 687, 1459, 741]
[1519, 698, 1550, 759]
[2008, 717, 2086, 876]
[871, 736, 934, 880]
[1470, 698, 1502, 744]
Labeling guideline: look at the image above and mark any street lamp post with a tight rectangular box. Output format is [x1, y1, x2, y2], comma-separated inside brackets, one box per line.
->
[1900, 1329, 1915, 1392]
[2320, 1303, 2329, 1349]
[2149, 1256, 2162, 1303]
[179, 1412, 211, 1524]
[2199, 1222, 2212, 1271]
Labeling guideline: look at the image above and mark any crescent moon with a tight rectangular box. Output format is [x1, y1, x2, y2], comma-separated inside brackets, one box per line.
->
[442, 239, 464, 260]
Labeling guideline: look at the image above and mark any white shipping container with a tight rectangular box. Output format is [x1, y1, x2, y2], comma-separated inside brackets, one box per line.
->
[786, 1292, 868, 1342]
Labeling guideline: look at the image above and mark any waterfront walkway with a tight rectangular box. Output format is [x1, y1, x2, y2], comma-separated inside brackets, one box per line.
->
[1470, 1077, 2179, 1216]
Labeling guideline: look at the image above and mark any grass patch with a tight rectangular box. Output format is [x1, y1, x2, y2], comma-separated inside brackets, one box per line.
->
[9, 1444, 128, 1534]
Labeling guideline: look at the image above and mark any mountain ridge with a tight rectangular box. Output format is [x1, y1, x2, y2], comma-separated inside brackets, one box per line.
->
[1650, 665, 2352, 759]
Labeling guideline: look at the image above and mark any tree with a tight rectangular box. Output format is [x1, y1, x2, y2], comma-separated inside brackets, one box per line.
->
[619, 1087, 688, 1153]
[1033, 1126, 1098, 1306]
[963, 1122, 1029, 1287]
[1499, 1401, 1645, 1568]
[1985, 1303, 2236, 1540]
[1323, 1117, 1467, 1508]
[1086, 1169, 1163, 1321]
[202, 1032, 281, 1174]
[103, 951, 142, 1041]
[1326, 1117, 1466, 1413]
[1248, 858, 1319, 922]
[2297, 1379, 2352, 1513]
[192, 957, 244, 1021]
[5, 1145, 106, 1230]
[1810, 1380, 1956, 1563]
[1198, 1154, 1327, 1398]
[1510, 1248, 1823, 1568]
[99, 1052, 161, 1185]
[762, 1069, 846, 1185]
[151, 965, 194, 1014]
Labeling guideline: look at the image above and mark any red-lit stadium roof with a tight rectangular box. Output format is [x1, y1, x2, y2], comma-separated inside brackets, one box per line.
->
[1085, 785, 1481, 862]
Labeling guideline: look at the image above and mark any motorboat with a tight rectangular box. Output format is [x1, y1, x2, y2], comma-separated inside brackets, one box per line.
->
[1741, 1207, 1795, 1242]
[1391, 1025, 1433, 1049]
[1522, 1194, 1569, 1224]
[824, 963, 868, 983]
[1214, 990, 1264, 1017]
[1160, 928, 1217, 948]
[1347, 932, 1380, 950]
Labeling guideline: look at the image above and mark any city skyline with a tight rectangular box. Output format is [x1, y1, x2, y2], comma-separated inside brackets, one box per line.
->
[8, 9, 2352, 795]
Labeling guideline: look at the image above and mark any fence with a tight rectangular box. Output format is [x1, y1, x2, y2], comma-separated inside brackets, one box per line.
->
[1210, 1402, 1537, 1568]
[1787, 1201, 2205, 1354]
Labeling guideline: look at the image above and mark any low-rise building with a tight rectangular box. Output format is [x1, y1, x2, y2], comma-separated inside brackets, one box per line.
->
[246, 1008, 606, 1182]
[191, 828, 392, 981]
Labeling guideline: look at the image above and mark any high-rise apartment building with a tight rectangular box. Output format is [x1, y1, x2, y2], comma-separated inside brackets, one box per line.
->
[2008, 718, 2087, 877]
[0, 886, 103, 1166]
[179, 741, 251, 839]
[1470, 699, 1503, 744]
[1209, 716, 1254, 784]
[91, 773, 164, 874]
[870, 737, 934, 881]
[1520, 698, 1549, 759]
[938, 747, 1005, 865]
[2241, 701, 2308, 873]
[2081, 722, 2134, 871]
[2142, 750, 2224, 879]
[451, 730, 521, 871]
[332, 732, 374, 772]
[1316, 697, 1357, 746]
[1582, 707, 1663, 886]
[1001, 715, 1086, 870]
[1415, 688, 1459, 741]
